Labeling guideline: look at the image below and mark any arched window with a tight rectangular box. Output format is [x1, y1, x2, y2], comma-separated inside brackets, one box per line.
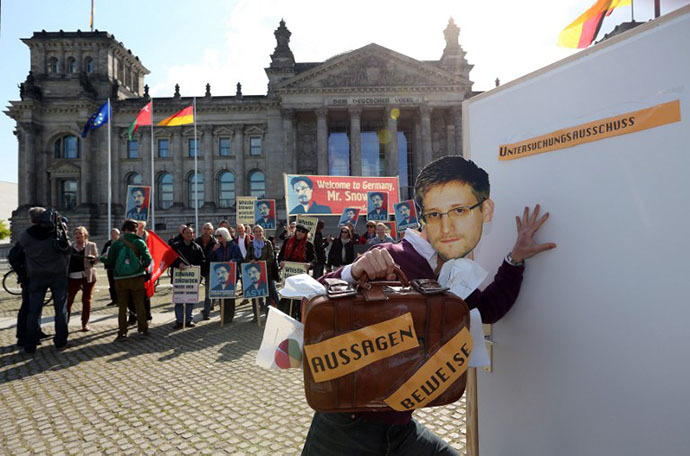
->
[127, 172, 142, 185]
[158, 173, 173, 209]
[60, 180, 77, 210]
[84, 57, 94, 73]
[48, 57, 59, 74]
[67, 57, 77, 74]
[248, 170, 265, 198]
[218, 171, 235, 208]
[188, 172, 204, 209]
[54, 135, 80, 159]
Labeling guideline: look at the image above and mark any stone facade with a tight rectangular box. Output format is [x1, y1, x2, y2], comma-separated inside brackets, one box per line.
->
[6, 19, 475, 241]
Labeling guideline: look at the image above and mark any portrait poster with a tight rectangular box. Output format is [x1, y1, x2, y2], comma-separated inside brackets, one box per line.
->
[172, 266, 200, 304]
[282, 261, 310, 281]
[284, 174, 399, 216]
[236, 196, 257, 225]
[254, 199, 276, 231]
[296, 215, 318, 240]
[382, 221, 397, 239]
[209, 261, 237, 299]
[394, 200, 418, 231]
[366, 191, 389, 221]
[125, 185, 151, 222]
[338, 207, 361, 228]
[241, 261, 269, 299]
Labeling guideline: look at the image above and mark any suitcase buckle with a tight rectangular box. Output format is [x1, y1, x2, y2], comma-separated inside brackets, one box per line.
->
[410, 279, 449, 295]
[325, 279, 357, 299]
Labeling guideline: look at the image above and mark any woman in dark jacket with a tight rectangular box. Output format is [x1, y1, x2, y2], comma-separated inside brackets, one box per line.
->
[327, 226, 355, 270]
[209, 227, 244, 323]
[312, 220, 328, 279]
[245, 225, 280, 318]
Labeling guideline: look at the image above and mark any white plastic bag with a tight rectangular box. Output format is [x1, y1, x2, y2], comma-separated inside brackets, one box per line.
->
[255, 307, 305, 370]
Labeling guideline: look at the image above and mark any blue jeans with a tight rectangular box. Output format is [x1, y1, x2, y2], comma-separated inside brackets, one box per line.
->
[174, 302, 194, 324]
[25, 275, 68, 352]
[301, 412, 458, 456]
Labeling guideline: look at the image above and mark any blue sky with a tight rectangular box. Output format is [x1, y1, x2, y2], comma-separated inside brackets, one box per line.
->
[1, 0, 685, 184]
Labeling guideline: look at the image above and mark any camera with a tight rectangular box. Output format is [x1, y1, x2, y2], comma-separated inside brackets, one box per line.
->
[40, 208, 71, 252]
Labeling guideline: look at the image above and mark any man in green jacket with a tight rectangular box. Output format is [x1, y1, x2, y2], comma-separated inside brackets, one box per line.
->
[101, 219, 152, 340]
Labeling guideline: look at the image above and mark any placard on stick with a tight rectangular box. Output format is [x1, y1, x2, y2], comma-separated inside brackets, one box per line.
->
[173, 266, 200, 304]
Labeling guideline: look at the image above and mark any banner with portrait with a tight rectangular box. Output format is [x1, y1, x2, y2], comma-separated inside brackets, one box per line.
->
[254, 199, 277, 231]
[338, 207, 361, 228]
[394, 200, 419, 231]
[284, 174, 400, 216]
[236, 196, 257, 225]
[366, 191, 389, 221]
[125, 185, 151, 222]
[241, 261, 269, 299]
[209, 261, 237, 299]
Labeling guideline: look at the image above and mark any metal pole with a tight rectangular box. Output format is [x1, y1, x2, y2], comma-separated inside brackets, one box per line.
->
[107, 97, 112, 231]
[193, 97, 198, 231]
[655, 0, 661, 18]
[150, 98, 155, 230]
[631, 0, 635, 21]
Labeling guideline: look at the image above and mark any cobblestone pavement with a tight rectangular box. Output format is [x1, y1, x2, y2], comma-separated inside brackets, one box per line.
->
[0, 265, 467, 455]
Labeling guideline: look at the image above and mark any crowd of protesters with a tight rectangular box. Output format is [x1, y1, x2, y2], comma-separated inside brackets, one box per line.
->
[10, 206, 404, 354]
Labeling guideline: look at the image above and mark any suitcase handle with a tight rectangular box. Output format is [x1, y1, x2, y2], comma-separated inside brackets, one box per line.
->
[357, 265, 410, 289]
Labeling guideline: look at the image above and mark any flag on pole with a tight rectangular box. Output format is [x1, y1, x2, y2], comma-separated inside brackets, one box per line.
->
[81, 101, 111, 138]
[145, 231, 180, 298]
[128, 101, 152, 140]
[90, 0, 95, 31]
[558, 0, 632, 49]
[157, 105, 194, 126]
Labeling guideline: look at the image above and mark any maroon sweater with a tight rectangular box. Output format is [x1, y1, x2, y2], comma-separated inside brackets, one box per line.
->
[319, 239, 525, 424]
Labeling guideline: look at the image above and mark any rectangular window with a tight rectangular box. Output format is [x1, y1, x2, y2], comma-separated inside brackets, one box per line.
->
[250, 137, 262, 156]
[219, 137, 231, 156]
[158, 139, 169, 158]
[188, 138, 199, 157]
[127, 140, 138, 159]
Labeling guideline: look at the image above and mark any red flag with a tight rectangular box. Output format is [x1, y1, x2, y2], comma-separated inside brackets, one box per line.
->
[145, 231, 180, 298]
[128, 101, 152, 140]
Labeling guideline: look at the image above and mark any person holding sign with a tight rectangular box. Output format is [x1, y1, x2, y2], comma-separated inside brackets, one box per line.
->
[170, 227, 206, 329]
[244, 225, 280, 318]
[277, 223, 315, 319]
[301, 156, 557, 456]
[209, 227, 244, 323]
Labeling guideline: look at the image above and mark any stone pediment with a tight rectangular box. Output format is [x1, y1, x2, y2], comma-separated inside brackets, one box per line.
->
[275, 43, 467, 91]
[48, 161, 80, 177]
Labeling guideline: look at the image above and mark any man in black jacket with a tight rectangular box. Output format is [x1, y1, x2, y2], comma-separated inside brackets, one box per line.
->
[171, 226, 206, 328]
[101, 228, 120, 306]
[195, 222, 217, 320]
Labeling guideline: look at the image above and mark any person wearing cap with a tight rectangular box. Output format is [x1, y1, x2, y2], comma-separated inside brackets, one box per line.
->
[290, 176, 332, 214]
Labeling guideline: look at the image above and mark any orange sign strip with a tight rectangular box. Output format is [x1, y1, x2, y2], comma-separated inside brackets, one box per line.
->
[498, 100, 681, 161]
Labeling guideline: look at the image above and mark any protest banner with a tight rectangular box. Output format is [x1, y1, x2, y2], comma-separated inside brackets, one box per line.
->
[281, 261, 310, 281]
[296, 215, 318, 239]
[366, 191, 389, 221]
[338, 207, 361, 228]
[394, 200, 419, 231]
[242, 261, 268, 299]
[172, 266, 200, 304]
[125, 185, 151, 222]
[209, 261, 236, 299]
[254, 199, 277, 231]
[236, 196, 257, 225]
[284, 174, 400, 216]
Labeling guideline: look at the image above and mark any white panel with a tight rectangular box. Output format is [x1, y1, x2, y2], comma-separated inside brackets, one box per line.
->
[465, 8, 690, 456]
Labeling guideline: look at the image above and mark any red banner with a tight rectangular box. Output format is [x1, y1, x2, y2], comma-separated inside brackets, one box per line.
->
[145, 231, 180, 298]
[285, 174, 400, 216]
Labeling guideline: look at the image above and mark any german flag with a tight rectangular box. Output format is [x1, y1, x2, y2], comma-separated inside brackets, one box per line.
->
[558, 0, 631, 49]
[157, 105, 194, 126]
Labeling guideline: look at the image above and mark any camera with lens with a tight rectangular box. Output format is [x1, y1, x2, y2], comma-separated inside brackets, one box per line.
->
[40, 208, 71, 252]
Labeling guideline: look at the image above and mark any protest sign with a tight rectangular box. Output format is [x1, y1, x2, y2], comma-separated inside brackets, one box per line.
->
[366, 191, 389, 221]
[254, 199, 277, 231]
[242, 261, 268, 299]
[394, 200, 418, 231]
[125, 185, 151, 222]
[296, 215, 318, 239]
[209, 261, 236, 299]
[338, 207, 361, 228]
[285, 174, 399, 216]
[282, 262, 310, 281]
[236, 196, 257, 225]
[172, 266, 200, 304]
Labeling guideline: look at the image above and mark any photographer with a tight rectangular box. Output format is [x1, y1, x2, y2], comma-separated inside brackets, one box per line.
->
[18, 206, 72, 354]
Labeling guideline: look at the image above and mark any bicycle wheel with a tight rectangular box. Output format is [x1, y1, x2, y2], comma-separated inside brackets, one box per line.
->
[3, 269, 22, 296]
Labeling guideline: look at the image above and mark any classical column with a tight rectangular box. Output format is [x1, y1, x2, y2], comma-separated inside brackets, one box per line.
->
[233, 126, 245, 196]
[420, 105, 433, 167]
[414, 118, 423, 184]
[172, 129, 184, 205]
[282, 109, 296, 173]
[385, 107, 399, 177]
[202, 126, 214, 205]
[316, 108, 329, 175]
[80, 133, 90, 204]
[452, 106, 462, 156]
[348, 107, 362, 176]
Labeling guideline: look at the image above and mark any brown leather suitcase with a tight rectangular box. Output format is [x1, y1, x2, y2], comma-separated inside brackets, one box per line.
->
[302, 268, 471, 413]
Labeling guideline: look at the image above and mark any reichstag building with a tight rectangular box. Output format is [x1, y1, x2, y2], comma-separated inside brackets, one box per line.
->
[6, 19, 475, 240]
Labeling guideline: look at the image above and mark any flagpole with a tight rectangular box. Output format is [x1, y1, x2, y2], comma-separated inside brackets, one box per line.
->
[630, 0, 635, 21]
[90, 0, 95, 32]
[150, 98, 155, 230]
[193, 96, 198, 230]
[107, 97, 112, 231]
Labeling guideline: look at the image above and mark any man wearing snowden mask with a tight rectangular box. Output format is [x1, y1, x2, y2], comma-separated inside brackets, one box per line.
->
[301, 155, 556, 456]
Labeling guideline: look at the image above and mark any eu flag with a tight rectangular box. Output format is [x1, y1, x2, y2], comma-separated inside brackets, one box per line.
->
[81, 101, 111, 138]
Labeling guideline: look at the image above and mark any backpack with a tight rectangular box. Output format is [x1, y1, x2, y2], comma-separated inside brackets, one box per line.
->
[114, 239, 142, 277]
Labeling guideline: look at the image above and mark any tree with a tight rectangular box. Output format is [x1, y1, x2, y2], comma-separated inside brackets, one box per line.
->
[0, 220, 10, 240]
